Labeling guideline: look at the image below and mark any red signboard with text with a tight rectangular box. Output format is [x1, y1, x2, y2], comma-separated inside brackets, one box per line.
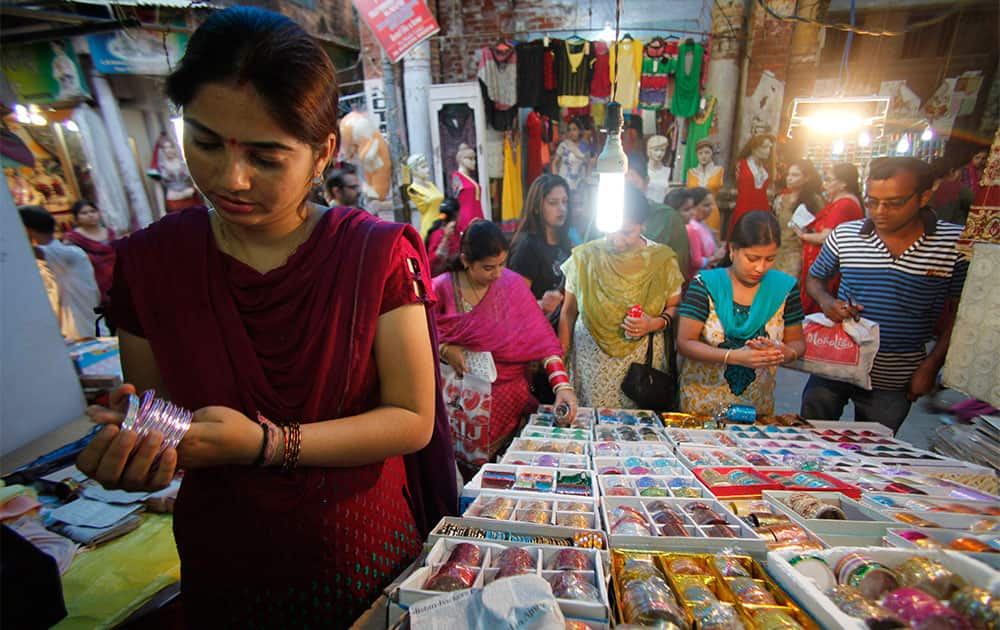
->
[353, 0, 440, 63]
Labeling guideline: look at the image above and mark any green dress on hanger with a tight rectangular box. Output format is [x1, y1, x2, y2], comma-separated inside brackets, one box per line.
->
[670, 40, 703, 118]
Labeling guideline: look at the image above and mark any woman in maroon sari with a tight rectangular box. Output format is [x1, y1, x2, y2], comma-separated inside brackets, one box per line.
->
[433, 220, 577, 470]
[76, 8, 456, 627]
[64, 200, 116, 308]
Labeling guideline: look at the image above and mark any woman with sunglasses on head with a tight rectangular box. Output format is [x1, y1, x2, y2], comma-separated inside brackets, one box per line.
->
[797, 162, 864, 313]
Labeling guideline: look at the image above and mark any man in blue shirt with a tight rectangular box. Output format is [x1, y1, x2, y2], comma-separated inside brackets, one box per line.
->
[801, 157, 968, 433]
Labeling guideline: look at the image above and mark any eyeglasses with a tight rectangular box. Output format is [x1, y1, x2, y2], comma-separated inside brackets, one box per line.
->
[864, 192, 917, 211]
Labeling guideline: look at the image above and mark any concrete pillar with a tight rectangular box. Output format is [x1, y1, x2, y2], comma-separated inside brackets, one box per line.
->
[403, 41, 433, 162]
[89, 70, 155, 228]
[705, 0, 747, 173]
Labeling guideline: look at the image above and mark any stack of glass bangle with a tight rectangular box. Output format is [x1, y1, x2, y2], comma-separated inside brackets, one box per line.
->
[122, 390, 193, 455]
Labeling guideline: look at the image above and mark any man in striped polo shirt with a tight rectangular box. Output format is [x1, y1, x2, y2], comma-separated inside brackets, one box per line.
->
[801, 157, 968, 433]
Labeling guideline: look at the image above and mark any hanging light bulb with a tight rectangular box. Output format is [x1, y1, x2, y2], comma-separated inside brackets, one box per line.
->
[857, 131, 871, 147]
[64, 120, 79, 132]
[28, 104, 47, 126]
[921, 126, 934, 142]
[595, 103, 628, 233]
[896, 134, 911, 155]
[13, 104, 31, 124]
[832, 138, 845, 155]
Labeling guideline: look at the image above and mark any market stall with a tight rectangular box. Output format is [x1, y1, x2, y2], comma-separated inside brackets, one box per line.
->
[381, 406, 999, 628]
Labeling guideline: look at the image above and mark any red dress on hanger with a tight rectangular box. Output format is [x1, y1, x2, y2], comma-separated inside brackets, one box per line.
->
[731, 158, 770, 234]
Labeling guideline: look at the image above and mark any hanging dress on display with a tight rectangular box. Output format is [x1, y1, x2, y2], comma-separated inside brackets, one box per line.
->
[501, 132, 523, 233]
[639, 38, 676, 110]
[438, 104, 477, 187]
[452, 170, 484, 232]
[670, 40, 703, 118]
[477, 42, 518, 131]
[682, 96, 717, 175]
[731, 158, 770, 233]
[609, 38, 644, 110]
[555, 39, 595, 109]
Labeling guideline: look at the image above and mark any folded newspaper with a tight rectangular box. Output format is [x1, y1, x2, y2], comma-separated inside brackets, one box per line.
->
[407, 574, 565, 629]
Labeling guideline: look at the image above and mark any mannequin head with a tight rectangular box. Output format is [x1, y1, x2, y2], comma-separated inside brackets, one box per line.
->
[456, 144, 476, 174]
[738, 134, 775, 163]
[695, 139, 715, 167]
[646, 135, 668, 166]
[407, 154, 430, 182]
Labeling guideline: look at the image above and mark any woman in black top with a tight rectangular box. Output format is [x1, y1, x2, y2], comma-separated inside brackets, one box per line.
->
[509, 174, 573, 404]
[509, 174, 573, 322]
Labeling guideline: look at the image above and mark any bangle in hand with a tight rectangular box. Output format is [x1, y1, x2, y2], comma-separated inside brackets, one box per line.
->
[543, 356, 570, 389]
[723, 349, 733, 366]
[553, 383, 575, 394]
[438, 343, 450, 360]
[255, 412, 284, 467]
[281, 422, 301, 473]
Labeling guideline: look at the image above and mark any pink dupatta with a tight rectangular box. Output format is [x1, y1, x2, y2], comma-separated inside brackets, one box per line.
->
[433, 268, 563, 382]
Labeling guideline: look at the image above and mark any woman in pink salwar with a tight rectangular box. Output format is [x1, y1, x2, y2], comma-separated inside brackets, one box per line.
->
[432, 221, 577, 470]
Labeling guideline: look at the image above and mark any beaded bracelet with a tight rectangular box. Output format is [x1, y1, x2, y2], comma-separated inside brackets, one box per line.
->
[281, 422, 301, 473]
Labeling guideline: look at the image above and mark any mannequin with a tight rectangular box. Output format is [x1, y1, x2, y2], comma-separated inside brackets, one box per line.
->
[686, 139, 724, 234]
[148, 134, 201, 212]
[451, 143, 483, 231]
[406, 154, 444, 239]
[338, 112, 391, 201]
[730, 134, 774, 235]
[644, 135, 671, 204]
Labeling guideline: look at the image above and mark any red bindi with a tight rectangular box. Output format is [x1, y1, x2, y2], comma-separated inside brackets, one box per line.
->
[226, 137, 239, 146]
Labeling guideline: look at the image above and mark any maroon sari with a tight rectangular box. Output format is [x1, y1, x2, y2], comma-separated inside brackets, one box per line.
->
[108, 207, 456, 626]
[432, 269, 564, 449]
[64, 228, 116, 306]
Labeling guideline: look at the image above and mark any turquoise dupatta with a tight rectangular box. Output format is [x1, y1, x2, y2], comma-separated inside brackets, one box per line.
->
[699, 268, 796, 395]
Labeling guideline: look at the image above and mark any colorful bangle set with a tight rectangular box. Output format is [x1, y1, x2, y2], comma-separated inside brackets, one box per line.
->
[543, 356, 573, 393]
[255, 412, 301, 472]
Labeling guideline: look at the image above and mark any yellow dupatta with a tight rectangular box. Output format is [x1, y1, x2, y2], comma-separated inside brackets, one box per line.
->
[571, 239, 682, 358]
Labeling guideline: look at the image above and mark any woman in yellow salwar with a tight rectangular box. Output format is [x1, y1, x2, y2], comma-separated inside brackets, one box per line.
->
[677, 211, 806, 416]
[559, 185, 685, 408]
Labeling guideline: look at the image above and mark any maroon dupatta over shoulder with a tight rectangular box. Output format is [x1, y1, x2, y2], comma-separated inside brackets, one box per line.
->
[65, 228, 116, 305]
[108, 207, 456, 620]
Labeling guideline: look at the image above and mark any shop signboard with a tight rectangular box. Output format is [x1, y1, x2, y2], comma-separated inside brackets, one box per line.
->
[353, 0, 439, 63]
[86, 31, 189, 76]
[1, 40, 90, 104]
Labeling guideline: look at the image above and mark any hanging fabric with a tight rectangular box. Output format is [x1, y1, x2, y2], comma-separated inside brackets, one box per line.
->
[670, 39, 704, 118]
[590, 41, 612, 100]
[555, 39, 595, 108]
[501, 130, 523, 233]
[478, 42, 518, 131]
[639, 37, 676, 110]
[683, 96, 718, 176]
[609, 38, 644, 110]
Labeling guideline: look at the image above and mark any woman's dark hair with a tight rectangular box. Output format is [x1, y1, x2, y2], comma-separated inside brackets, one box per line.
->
[788, 159, 824, 215]
[868, 157, 934, 193]
[663, 187, 693, 210]
[449, 220, 508, 271]
[165, 6, 339, 155]
[829, 162, 862, 199]
[512, 174, 571, 250]
[688, 187, 711, 207]
[70, 199, 96, 218]
[624, 184, 650, 226]
[722, 211, 781, 266]
[425, 197, 460, 242]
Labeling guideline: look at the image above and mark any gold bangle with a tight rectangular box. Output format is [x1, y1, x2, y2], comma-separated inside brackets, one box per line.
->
[723, 349, 733, 366]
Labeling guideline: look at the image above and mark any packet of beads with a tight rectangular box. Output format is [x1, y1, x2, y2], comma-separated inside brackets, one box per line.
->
[610, 550, 690, 628]
[121, 390, 193, 455]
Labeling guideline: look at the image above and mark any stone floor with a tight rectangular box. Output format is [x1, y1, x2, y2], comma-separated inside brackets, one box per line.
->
[771, 367, 968, 450]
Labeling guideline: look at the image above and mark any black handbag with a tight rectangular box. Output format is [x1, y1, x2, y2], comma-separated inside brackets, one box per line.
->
[621, 325, 678, 412]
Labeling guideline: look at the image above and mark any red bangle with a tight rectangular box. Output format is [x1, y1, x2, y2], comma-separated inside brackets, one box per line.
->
[544, 356, 566, 377]
[549, 373, 571, 387]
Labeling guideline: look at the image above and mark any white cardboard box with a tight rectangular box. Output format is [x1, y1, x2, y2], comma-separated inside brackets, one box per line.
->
[768, 547, 1000, 630]
[884, 527, 1000, 569]
[762, 490, 899, 546]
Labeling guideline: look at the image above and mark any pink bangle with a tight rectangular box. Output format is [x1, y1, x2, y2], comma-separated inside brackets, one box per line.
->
[256, 412, 284, 467]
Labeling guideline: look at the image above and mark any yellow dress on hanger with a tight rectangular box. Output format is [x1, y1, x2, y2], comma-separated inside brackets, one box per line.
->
[408, 180, 445, 239]
[501, 132, 523, 232]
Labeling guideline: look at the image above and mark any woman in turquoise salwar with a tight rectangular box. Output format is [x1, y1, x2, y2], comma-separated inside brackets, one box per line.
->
[677, 211, 806, 415]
